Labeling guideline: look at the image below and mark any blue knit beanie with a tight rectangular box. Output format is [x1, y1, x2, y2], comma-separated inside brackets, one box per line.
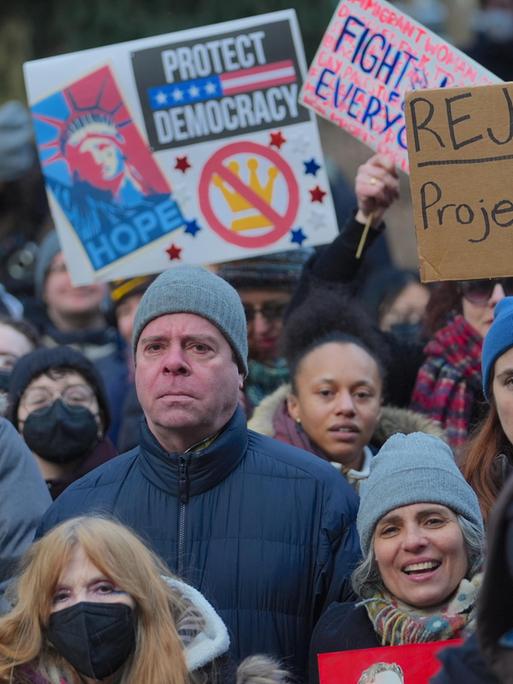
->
[357, 432, 483, 556]
[482, 297, 513, 401]
[132, 265, 248, 374]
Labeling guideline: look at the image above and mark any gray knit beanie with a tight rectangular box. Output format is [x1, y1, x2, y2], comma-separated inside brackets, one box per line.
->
[132, 265, 248, 374]
[357, 432, 483, 555]
[34, 230, 61, 299]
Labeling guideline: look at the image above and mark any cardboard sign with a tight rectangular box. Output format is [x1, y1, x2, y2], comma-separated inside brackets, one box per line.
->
[405, 82, 513, 282]
[318, 639, 462, 683]
[24, 11, 337, 285]
[299, 0, 499, 173]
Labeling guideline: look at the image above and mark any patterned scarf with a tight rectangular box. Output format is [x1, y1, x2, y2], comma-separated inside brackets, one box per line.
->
[363, 574, 481, 646]
[245, 358, 290, 411]
[410, 314, 484, 449]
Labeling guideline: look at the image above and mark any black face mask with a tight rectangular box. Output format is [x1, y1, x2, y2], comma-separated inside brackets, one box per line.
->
[22, 399, 99, 463]
[47, 601, 136, 680]
[389, 322, 422, 345]
[0, 369, 10, 393]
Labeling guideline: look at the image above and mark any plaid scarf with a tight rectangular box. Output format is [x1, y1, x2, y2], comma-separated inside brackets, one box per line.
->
[410, 314, 483, 449]
[245, 358, 290, 411]
[363, 574, 481, 646]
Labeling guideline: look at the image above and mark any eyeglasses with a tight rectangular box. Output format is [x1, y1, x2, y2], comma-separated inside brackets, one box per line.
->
[243, 301, 288, 323]
[21, 384, 95, 412]
[459, 278, 513, 305]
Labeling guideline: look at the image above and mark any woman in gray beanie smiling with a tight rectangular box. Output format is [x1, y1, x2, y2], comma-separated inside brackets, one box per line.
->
[308, 432, 484, 684]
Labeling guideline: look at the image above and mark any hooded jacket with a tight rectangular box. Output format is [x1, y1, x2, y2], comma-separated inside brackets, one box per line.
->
[168, 576, 291, 683]
[37, 406, 360, 678]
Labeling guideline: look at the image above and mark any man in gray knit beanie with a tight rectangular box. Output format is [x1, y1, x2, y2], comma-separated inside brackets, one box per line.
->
[132, 265, 248, 374]
[38, 264, 360, 678]
[131, 265, 248, 452]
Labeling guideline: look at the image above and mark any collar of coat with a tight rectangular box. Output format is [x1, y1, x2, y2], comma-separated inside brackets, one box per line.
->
[137, 406, 248, 497]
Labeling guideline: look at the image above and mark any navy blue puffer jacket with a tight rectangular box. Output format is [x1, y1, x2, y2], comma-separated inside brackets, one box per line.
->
[37, 407, 360, 677]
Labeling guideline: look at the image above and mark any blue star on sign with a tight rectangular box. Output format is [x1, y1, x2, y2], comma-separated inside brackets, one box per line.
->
[184, 219, 201, 237]
[303, 158, 321, 176]
[290, 228, 307, 246]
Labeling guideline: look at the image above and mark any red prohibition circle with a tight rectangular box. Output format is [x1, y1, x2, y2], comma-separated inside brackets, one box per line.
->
[198, 140, 300, 248]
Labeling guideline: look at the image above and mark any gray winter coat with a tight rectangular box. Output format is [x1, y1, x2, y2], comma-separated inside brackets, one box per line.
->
[0, 418, 51, 612]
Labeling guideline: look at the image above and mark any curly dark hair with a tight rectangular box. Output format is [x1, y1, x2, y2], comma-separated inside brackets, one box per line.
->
[281, 287, 388, 391]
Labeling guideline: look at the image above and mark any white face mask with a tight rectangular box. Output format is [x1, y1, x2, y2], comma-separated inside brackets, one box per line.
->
[475, 8, 513, 43]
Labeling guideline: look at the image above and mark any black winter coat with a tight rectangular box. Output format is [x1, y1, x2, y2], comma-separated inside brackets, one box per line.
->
[37, 407, 360, 678]
[430, 634, 499, 684]
[308, 603, 378, 684]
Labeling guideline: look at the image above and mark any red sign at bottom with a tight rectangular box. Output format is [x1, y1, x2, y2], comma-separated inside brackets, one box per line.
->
[318, 639, 462, 684]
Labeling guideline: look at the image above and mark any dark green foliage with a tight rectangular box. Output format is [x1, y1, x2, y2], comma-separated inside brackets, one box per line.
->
[5, 0, 335, 61]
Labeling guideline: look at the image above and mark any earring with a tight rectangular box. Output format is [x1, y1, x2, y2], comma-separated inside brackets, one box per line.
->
[295, 417, 301, 426]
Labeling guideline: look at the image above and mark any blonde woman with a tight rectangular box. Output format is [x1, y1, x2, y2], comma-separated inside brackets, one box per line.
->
[0, 517, 287, 684]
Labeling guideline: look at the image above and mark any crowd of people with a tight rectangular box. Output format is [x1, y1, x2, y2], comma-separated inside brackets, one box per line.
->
[2, 9, 513, 675]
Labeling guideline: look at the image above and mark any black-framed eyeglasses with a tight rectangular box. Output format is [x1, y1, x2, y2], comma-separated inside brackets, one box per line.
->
[459, 278, 513, 305]
[243, 301, 288, 323]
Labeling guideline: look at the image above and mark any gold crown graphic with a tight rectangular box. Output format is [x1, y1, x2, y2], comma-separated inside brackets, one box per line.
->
[213, 158, 279, 232]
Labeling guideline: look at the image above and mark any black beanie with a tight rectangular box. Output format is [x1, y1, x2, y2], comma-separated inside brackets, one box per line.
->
[8, 346, 110, 431]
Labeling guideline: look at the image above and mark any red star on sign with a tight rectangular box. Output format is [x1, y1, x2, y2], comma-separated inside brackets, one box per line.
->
[269, 131, 286, 149]
[309, 185, 327, 203]
[166, 243, 182, 260]
[175, 156, 191, 173]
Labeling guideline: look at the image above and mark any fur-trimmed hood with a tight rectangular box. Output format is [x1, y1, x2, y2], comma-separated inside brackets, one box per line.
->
[165, 577, 290, 683]
[248, 384, 445, 448]
[166, 577, 230, 671]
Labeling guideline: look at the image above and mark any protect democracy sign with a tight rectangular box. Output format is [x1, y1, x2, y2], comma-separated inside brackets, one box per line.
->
[24, 11, 337, 285]
[299, 0, 499, 173]
[132, 19, 310, 150]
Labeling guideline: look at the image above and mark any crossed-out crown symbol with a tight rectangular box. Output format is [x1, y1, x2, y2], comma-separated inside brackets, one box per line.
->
[213, 158, 279, 232]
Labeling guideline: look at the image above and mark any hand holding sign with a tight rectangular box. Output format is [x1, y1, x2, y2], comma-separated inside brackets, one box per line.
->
[355, 154, 399, 228]
[354, 153, 399, 257]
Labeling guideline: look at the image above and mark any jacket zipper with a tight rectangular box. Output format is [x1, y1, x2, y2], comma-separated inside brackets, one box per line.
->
[177, 455, 188, 577]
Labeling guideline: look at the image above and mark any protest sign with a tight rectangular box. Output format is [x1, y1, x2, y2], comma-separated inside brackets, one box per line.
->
[24, 11, 337, 285]
[405, 82, 513, 282]
[300, 0, 499, 173]
[318, 639, 462, 683]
